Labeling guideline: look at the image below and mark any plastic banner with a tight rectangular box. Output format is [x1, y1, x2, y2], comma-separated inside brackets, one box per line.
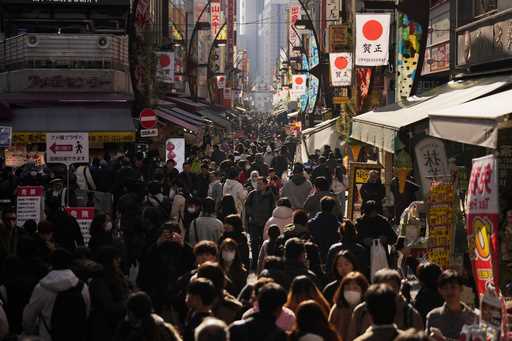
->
[330, 52, 352, 86]
[355, 13, 391, 66]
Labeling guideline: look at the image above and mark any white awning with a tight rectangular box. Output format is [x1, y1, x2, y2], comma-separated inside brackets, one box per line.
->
[350, 76, 512, 153]
[299, 117, 340, 163]
[429, 88, 512, 149]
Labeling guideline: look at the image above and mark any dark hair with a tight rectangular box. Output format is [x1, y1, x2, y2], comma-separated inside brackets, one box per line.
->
[220, 195, 237, 218]
[373, 268, 402, 288]
[89, 214, 108, 237]
[417, 262, 442, 290]
[291, 300, 338, 341]
[219, 238, 244, 271]
[188, 277, 218, 306]
[23, 220, 37, 234]
[365, 284, 397, 325]
[320, 196, 337, 213]
[362, 200, 378, 215]
[197, 261, 225, 295]
[2, 207, 16, 220]
[224, 214, 244, 234]
[284, 238, 305, 261]
[287, 276, 330, 317]
[276, 197, 291, 209]
[293, 210, 308, 226]
[147, 181, 162, 195]
[202, 197, 216, 215]
[51, 248, 73, 270]
[331, 250, 358, 280]
[341, 219, 357, 242]
[253, 277, 274, 296]
[268, 225, 281, 241]
[257, 176, 268, 184]
[257, 283, 287, 316]
[394, 329, 432, 341]
[333, 271, 369, 307]
[37, 220, 55, 235]
[193, 241, 219, 258]
[314, 177, 329, 191]
[263, 256, 284, 271]
[438, 269, 463, 288]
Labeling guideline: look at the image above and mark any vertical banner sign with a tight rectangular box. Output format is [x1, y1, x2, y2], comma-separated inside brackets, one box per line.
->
[466, 155, 500, 296]
[65, 208, 95, 247]
[46, 133, 89, 165]
[330, 52, 352, 86]
[16, 186, 44, 227]
[289, 5, 301, 57]
[326, 0, 340, 21]
[227, 0, 235, 72]
[166, 138, 185, 172]
[223, 87, 233, 108]
[132, 0, 151, 97]
[356, 67, 372, 111]
[155, 52, 175, 84]
[292, 75, 307, 96]
[397, 14, 425, 99]
[210, 1, 222, 39]
[426, 182, 454, 269]
[355, 14, 391, 66]
[414, 137, 449, 195]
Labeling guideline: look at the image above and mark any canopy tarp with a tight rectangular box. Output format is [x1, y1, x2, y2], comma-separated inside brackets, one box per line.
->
[297, 117, 340, 163]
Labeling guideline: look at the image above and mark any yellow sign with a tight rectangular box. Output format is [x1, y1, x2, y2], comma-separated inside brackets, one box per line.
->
[333, 96, 350, 105]
[13, 132, 136, 147]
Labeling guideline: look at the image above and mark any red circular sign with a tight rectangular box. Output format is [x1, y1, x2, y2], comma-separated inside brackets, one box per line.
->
[295, 77, 304, 85]
[140, 108, 157, 129]
[363, 20, 383, 41]
[335, 56, 348, 70]
[159, 54, 171, 67]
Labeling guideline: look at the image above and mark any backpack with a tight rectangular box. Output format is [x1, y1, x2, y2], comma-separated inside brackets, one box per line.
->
[42, 281, 87, 341]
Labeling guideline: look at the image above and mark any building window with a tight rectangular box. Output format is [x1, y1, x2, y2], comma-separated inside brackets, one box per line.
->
[474, 0, 497, 17]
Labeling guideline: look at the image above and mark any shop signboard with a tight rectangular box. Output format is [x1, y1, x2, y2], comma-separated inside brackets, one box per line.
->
[326, 0, 340, 21]
[155, 52, 175, 84]
[5, 148, 45, 167]
[65, 207, 95, 247]
[347, 162, 382, 220]
[210, 1, 222, 39]
[466, 154, 500, 296]
[165, 138, 185, 172]
[289, 5, 301, 56]
[140, 129, 158, 138]
[330, 52, 352, 86]
[292, 75, 307, 96]
[46, 133, 89, 165]
[415, 137, 449, 195]
[355, 13, 391, 66]
[16, 186, 44, 227]
[0, 127, 12, 148]
[329, 24, 349, 52]
[426, 182, 454, 269]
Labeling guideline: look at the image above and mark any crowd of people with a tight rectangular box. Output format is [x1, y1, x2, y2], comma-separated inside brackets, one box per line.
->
[0, 126, 479, 341]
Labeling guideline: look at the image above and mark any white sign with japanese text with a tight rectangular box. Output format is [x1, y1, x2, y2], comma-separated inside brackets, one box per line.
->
[330, 52, 352, 86]
[415, 137, 449, 195]
[326, 0, 340, 21]
[16, 186, 44, 227]
[292, 75, 307, 96]
[289, 5, 301, 56]
[210, 1, 222, 38]
[356, 13, 391, 66]
[65, 207, 95, 246]
[46, 133, 89, 165]
[156, 52, 175, 84]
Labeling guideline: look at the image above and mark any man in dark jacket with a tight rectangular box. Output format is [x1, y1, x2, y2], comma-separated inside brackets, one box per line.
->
[311, 156, 331, 184]
[280, 164, 313, 209]
[45, 198, 84, 252]
[270, 146, 289, 178]
[355, 200, 397, 257]
[245, 177, 275, 269]
[229, 282, 287, 341]
[211, 145, 227, 164]
[308, 196, 341, 262]
[304, 176, 342, 218]
[360, 170, 386, 214]
[281, 238, 318, 290]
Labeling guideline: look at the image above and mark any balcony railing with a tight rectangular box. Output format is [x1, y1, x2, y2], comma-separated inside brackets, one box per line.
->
[0, 33, 129, 72]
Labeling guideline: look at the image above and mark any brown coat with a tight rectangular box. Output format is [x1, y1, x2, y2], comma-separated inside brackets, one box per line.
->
[329, 305, 353, 341]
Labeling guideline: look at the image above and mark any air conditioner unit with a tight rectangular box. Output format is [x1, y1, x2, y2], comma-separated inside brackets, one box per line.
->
[26, 35, 39, 48]
[97, 36, 111, 49]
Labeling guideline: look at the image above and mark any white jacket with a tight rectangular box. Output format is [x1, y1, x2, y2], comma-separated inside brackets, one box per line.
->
[263, 206, 294, 240]
[23, 270, 91, 341]
[223, 179, 247, 213]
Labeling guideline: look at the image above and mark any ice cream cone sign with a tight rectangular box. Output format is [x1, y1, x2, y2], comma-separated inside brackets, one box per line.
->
[398, 167, 412, 194]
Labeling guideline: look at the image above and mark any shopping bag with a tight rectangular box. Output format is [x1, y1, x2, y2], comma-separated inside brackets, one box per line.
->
[370, 239, 389, 281]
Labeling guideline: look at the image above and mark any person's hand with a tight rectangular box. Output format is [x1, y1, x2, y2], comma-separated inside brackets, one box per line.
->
[170, 232, 184, 246]
[157, 231, 172, 246]
[429, 327, 446, 341]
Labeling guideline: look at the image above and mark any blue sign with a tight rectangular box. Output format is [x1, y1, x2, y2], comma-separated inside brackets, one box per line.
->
[0, 127, 12, 149]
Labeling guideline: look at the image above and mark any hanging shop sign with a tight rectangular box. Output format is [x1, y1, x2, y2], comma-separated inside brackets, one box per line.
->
[155, 52, 175, 84]
[466, 154, 500, 296]
[415, 137, 449, 196]
[326, 0, 341, 21]
[210, 1, 222, 38]
[16, 186, 44, 227]
[65, 207, 95, 247]
[355, 13, 391, 66]
[292, 75, 307, 96]
[330, 52, 352, 86]
[289, 5, 302, 55]
[165, 138, 185, 172]
[46, 133, 89, 165]
[329, 24, 349, 52]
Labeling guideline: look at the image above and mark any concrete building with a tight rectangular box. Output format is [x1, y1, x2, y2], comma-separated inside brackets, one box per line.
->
[237, 0, 263, 82]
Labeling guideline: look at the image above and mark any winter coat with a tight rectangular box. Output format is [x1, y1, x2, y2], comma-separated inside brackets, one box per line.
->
[329, 304, 355, 341]
[113, 313, 182, 341]
[281, 175, 313, 209]
[325, 241, 370, 281]
[187, 215, 224, 246]
[263, 206, 294, 240]
[304, 191, 342, 218]
[23, 269, 91, 341]
[223, 179, 248, 214]
[229, 312, 287, 341]
[245, 190, 275, 227]
[308, 212, 340, 262]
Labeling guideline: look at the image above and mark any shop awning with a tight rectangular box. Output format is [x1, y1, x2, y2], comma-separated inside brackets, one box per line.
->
[156, 107, 206, 133]
[288, 111, 299, 119]
[197, 109, 232, 130]
[429, 88, 512, 149]
[350, 76, 512, 153]
[6, 106, 135, 132]
[299, 117, 340, 163]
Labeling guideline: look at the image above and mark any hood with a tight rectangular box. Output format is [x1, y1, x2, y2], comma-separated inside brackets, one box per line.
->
[40, 269, 79, 292]
[272, 206, 293, 219]
[291, 174, 306, 186]
[223, 179, 239, 192]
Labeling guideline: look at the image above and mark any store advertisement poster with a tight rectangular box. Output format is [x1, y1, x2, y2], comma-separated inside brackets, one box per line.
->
[16, 186, 44, 227]
[166, 138, 185, 172]
[65, 207, 95, 246]
[466, 155, 500, 296]
[330, 52, 352, 86]
[355, 13, 391, 66]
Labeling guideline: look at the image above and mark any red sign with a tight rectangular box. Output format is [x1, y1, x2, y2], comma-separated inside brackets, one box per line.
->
[139, 108, 157, 129]
[466, 155, 500, 296]
[65, 207, 95, 246]
[210, 1, 222, 38]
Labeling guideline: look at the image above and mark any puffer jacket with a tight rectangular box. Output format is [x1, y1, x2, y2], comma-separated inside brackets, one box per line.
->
[281, 175, 313, 209]
[223, 179, 248, 214]
[23, 269, 91, 341]
[263, 206, 294, 240]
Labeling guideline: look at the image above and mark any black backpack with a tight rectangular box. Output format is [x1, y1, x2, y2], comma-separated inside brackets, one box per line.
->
[42, 281, 87, 341]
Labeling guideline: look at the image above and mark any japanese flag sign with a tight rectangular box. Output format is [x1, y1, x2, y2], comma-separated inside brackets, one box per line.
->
[466, 155, 499, 296]
[330, 52, 352, 86]
[356, 13, 391, 66]
[292, 75, 307, 95]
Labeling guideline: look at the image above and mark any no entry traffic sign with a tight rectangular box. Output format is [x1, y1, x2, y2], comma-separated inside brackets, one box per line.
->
[140, 108, 157, 129]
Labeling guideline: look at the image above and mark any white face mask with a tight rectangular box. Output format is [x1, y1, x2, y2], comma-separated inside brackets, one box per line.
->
[187, 207, 196, 214]
[222, 250, 236, 262]
[344, 290, 362, 306]
[104, 222, 113, 231]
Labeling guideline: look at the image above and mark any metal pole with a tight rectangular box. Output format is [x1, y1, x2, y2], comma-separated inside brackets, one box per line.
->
[66, 165, 70, 208]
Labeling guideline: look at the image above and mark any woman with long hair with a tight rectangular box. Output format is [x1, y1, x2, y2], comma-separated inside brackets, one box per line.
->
[218, 214, 250, 270]
[286, 276, 331, 317]
[217, 195, 238, 222]
[328, 271, 369, 341]
[218, 238, 248, 297]
[289, 300, 339, 341]
[323, 250, 358, 304]
[88, 213, 114, 256]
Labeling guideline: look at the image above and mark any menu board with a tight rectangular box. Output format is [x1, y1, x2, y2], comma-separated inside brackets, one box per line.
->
[347, 162, 382, 220]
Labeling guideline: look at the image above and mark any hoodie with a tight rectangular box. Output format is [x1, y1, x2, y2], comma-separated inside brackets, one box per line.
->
[223, 179, 248, 213]
[23, 269, 91, 341]
[263, 206, 294, 240]
[280, 175, 313, 209]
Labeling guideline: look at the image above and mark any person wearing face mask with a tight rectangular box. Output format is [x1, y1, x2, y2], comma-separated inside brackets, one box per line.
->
[263, 145, 274, 166]
[245, 170, 260, 192]
[329, 271, 369, 341]
[88, 214, 114, 257]
[218, 238, 248, 297]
